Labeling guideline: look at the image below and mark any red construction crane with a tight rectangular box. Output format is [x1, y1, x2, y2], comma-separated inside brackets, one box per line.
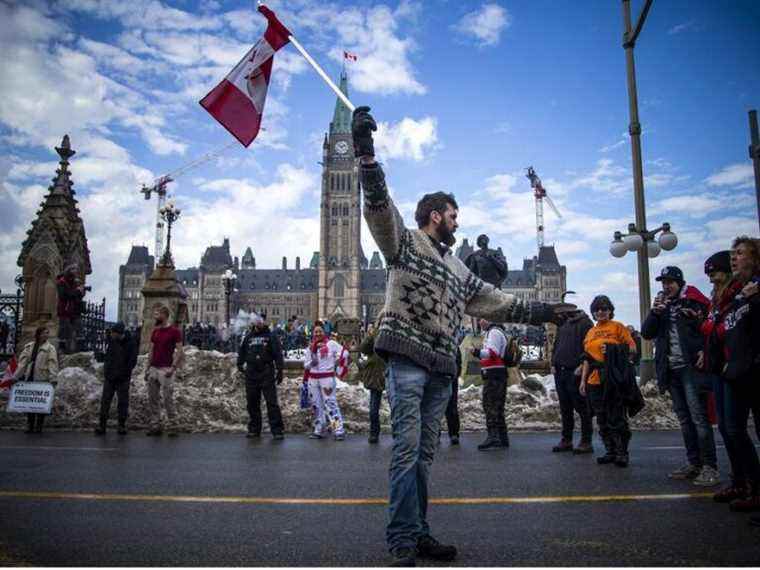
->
[526, 166, 562, 249]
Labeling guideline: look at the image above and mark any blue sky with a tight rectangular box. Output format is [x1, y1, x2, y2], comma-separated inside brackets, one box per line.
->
[1, 0, 758, 324]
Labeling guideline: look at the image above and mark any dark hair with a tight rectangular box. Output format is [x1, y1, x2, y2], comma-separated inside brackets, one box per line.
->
[314, 320, 324, 329]
[158, 305, 171, 317]
[590, 295, 615, 319]
[414, 192, 458, 229]
[34, 326, 47, 343]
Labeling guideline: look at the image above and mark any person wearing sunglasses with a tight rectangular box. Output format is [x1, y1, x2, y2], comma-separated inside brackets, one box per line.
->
[580, 295, 637, 467]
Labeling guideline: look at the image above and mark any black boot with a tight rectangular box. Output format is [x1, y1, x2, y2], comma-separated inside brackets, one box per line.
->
[597, 437, 617, 464]
[94, 418, 106, 436]
[499, 426, 510, 448]
[614, 434, 629, 468]
[478, 429, 503, 451]
[25, 414, 35, 434]
[34, 414, 45, 433]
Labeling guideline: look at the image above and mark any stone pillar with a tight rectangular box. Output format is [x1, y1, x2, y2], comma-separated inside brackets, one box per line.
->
[139, 264, 189, 354]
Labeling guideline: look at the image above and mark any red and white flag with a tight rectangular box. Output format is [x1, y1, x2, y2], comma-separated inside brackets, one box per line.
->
[343, 50, 358, 62]
[0, 356, 17, 392]
[200, 5, 291, 147]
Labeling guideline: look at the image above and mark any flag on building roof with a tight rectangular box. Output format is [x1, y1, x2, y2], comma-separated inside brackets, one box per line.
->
[343, 50, 358, 62]
[200, 5, 291, 147]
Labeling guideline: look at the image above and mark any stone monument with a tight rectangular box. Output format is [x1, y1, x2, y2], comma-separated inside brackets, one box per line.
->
[139, 203, 189, 353]
[16, 135, 92, 348]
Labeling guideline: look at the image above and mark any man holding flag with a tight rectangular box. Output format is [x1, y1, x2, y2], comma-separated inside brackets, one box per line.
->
[352, 107, 570, 565]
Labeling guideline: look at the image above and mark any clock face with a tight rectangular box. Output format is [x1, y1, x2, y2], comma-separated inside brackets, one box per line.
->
[335, 141, 349, 155]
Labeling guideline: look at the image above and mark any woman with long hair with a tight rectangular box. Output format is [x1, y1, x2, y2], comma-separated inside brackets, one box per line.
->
[303, 321, 348, 440]
[14, 326, 59, 433]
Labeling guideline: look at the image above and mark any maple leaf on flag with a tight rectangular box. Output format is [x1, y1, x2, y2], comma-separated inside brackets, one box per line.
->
[200, 5, 291, 147]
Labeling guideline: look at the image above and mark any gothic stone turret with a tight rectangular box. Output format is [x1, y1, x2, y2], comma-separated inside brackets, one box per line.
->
[16, 135, 92, 348]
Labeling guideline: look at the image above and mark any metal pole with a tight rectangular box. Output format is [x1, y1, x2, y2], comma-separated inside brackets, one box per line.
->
[749, 109, 760, 232]
[288, 34, 356, 112]
[622, 0, 654, 384]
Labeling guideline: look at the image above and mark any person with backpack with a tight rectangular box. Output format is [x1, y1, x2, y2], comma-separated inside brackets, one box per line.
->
[551, 309, 594, 454]
[96, 322, 137, 435]
[14, 326, 59, 433]
[472, 318, 513, 450]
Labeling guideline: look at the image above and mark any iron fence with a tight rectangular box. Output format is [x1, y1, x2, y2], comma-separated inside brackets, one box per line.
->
[0, 290, 23, 360]
[77, 297, 113, 360]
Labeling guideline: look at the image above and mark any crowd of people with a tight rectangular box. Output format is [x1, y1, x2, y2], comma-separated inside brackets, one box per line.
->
[4, 104, 759, 565]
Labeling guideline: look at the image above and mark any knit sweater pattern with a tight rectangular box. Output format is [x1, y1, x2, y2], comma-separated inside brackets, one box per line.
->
[361, 163, 553, 376]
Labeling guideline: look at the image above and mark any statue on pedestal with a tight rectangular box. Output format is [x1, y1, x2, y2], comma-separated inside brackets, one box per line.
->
[465, 234, 508, 288]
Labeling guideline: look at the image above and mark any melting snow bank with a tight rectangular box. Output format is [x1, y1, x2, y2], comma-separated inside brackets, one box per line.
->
[0, 348, 679, 433]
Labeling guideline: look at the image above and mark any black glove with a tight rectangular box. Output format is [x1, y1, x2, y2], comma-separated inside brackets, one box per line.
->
[276, 370, 284, 385]
[351, 106, 377, 158]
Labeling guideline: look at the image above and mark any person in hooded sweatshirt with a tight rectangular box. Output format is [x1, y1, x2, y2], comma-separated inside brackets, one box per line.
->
[551, 309, 594, 454]
[96, 322, 137, 435]
[642, 266, 718, 487]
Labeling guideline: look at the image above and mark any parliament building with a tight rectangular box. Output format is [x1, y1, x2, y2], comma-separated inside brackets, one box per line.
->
[118, 72, 566, 327]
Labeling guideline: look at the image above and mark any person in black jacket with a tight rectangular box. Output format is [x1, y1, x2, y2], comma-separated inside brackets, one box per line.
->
[551, 310, 594, 454]
[444, 334, 463, 445]
[641, 266, 719, 487]
[718, 236, 760, 515]
[96, 322, 137, 435]
[237, 315, 285, 439]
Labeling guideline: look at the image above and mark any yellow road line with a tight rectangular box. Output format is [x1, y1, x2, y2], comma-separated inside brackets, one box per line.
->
[0, 491, 713, 505]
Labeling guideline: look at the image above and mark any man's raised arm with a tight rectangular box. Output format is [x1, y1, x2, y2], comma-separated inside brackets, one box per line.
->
[353, 106, 406, 263]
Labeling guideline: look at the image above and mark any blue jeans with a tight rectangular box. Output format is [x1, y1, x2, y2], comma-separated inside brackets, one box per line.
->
[716, 377, 760, 486]
[385, 356, 453, 554]
[668, 367, 717, 469]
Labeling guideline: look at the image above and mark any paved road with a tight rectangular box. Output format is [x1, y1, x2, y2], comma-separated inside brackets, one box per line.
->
[1, 430, 759, 566]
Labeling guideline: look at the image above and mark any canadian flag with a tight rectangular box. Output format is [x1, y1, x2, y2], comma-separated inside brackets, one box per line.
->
[343, 50, 358, 62]
[0, 356, 17, 392]
[335, 345, 350, 380]
[200, 5, 291, 147]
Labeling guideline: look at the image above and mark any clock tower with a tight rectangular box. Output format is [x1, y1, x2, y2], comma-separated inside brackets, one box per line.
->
[318, 70, 362, 320]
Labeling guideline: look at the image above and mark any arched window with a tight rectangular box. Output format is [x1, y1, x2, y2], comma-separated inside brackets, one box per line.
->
[333, 275, 345, 297]
[342, 204, 349, 216]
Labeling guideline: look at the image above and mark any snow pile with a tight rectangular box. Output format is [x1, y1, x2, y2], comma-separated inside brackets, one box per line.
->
[0, 349, 679, 433]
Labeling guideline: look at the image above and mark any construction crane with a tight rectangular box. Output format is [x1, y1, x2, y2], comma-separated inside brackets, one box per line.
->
[139, 140, 239, 260]
[141, 175, 173, 261]
[525, 166, 562, 249]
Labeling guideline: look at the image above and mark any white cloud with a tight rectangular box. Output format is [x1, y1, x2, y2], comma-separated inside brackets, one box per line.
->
[374, 117, 439, 161]
[668, 20, 696, 35]
[569, 158, 630, 195]
[704, 163, 754, 189]
[453, 3, 511, 47]
[65, 0, 221, 31]
[328, 5, 426, 95]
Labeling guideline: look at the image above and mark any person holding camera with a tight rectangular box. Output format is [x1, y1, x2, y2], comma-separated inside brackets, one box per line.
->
[641, 266, 717, 486]
[237, 314, 285, 440]
[56, 264, 86, 355]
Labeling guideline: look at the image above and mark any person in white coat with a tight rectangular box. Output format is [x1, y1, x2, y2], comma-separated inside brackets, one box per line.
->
[303, 322, 348, 440]
[14, 326, 59, 433]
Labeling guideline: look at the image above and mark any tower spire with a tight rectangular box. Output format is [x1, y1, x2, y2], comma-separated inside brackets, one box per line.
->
[329, 68, 351, 134]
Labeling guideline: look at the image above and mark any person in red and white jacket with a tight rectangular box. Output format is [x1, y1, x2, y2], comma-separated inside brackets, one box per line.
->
[303, 321, 348, 440]
[471, 318, 510, 450]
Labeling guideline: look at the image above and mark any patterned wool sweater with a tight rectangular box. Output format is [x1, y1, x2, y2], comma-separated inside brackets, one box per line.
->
[361, 162, 554, 376]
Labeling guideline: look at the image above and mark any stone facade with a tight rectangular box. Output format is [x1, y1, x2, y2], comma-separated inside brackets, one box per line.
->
[17, 135, 92, 347]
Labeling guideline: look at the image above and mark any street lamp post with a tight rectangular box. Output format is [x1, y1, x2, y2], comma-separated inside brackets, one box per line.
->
[748, 109, 760, 232]
[158, 202, 181, 267]
[223, 269, 238, 327]
[619, 0, 656, 383]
